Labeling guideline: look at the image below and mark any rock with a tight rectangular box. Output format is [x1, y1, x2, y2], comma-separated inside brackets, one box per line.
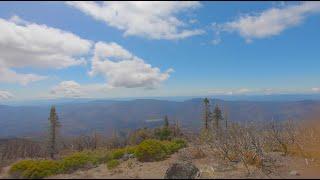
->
[121, 153, 134, 161]
[289, 170, 300, 176]
[164, 161, 200, 179]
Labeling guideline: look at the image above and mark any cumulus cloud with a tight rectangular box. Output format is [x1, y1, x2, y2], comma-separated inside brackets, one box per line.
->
[50, 81, 84, 97]
[50, 80, 108, 98]
[217, 1, 320, 42]
[90, 42, 173, 89]
[66, 1, 204, 40]
[0, 16, 92, 85]
[0, 66, 46, 85]
[0, 90, 14, 100]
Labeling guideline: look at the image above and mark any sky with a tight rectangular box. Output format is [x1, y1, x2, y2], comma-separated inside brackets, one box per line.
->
[0, 1, 320, 102]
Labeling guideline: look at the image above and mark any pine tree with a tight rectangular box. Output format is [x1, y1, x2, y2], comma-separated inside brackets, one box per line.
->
[48, 106, 60, 159]
[212, 105, 223, 130]
[203, 98, 211, 130]
[164, 115, 169, 128]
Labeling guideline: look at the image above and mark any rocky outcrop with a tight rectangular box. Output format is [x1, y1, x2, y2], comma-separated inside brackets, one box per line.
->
[164, 161, 199, 179]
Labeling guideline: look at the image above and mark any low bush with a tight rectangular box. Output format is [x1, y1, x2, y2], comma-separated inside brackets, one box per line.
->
[172, 138, 187, 148]
[125, 146, 138, 154]
[9, 139, 187, 178]
[9, 151, 107, 178]
[106, 159, 120, 170]
[109, 149, 126, 160]
[109, 145, 138, 160]
[9, 160, 61, 179]
[59, 151, 102, 173]
[135, 139, 167, 162]
[164, 139, 187, 154]
[134, 139, 187, 162]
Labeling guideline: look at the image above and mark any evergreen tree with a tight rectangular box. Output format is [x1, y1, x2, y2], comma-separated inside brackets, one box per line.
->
[203, 98, 211, 130]
[48, 106, 60, 159]
[212, 105, 223, 130]
[164, 115, 169, 128]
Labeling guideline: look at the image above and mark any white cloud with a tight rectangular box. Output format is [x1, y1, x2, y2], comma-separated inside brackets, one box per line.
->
[0, 90, 14, 100]
[0, 66, 46, 85]
[50, 81, 84, 97]
[50, 80, 109, 98]
[312, 88, 320, 92]
[67, 1, 204, 40]
[208, 88, 252, 95]
[90, 42, 173, 89]
[211, 38, 221, 45]
[0, 16, 92, 85]
[219, 1, 320, 42]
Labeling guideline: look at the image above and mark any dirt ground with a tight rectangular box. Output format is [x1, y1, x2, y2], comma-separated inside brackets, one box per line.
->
[48, 146, 320, 179]
[1, 145, 320, 179]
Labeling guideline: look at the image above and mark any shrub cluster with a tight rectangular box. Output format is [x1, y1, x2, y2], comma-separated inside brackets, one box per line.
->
[9, 160, 61, 179]
[9, 151, 107, 179]
[9, 139, 187, 179]
[135, 139, 186, 162]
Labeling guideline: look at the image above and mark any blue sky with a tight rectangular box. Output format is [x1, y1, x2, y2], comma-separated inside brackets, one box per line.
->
[0, 1, 320, 101]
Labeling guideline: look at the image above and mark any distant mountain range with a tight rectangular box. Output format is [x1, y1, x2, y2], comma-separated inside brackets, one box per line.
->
[1, 98, 320, 138]
[5, 94, 320, 106]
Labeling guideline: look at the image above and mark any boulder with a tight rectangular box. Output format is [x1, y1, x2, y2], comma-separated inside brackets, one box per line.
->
[289, 170, 300, 176]
[121, 153, 134, 161]
[164, 161, 199, 179]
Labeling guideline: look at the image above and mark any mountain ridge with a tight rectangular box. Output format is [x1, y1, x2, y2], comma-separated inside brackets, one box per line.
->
[1, 98, 320, 138]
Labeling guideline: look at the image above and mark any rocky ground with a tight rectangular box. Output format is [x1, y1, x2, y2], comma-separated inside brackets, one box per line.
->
[1, 145, 320, 179]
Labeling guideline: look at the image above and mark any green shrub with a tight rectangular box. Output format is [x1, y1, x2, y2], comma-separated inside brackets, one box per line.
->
[9, 160, 61, 179]
[109, 146, 137, 160]
[135, 139, 167, 162]
[109, 148, 126, 160]
[172, 138, 187, 148]
[125, 146, 137, 154]
[106, 159, 120, 170]
[162, 139, 186, 154]
[9, 160, 34, 176]
[8, 139, 186, 178]
[60, 151, 101, 172]
[163, 141, 180, 154]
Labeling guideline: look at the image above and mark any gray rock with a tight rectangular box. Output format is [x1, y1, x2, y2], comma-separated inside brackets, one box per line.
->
[164, 161, 200, 179]
[121, 153, 134, 161]
[289, 170, 300, 176]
